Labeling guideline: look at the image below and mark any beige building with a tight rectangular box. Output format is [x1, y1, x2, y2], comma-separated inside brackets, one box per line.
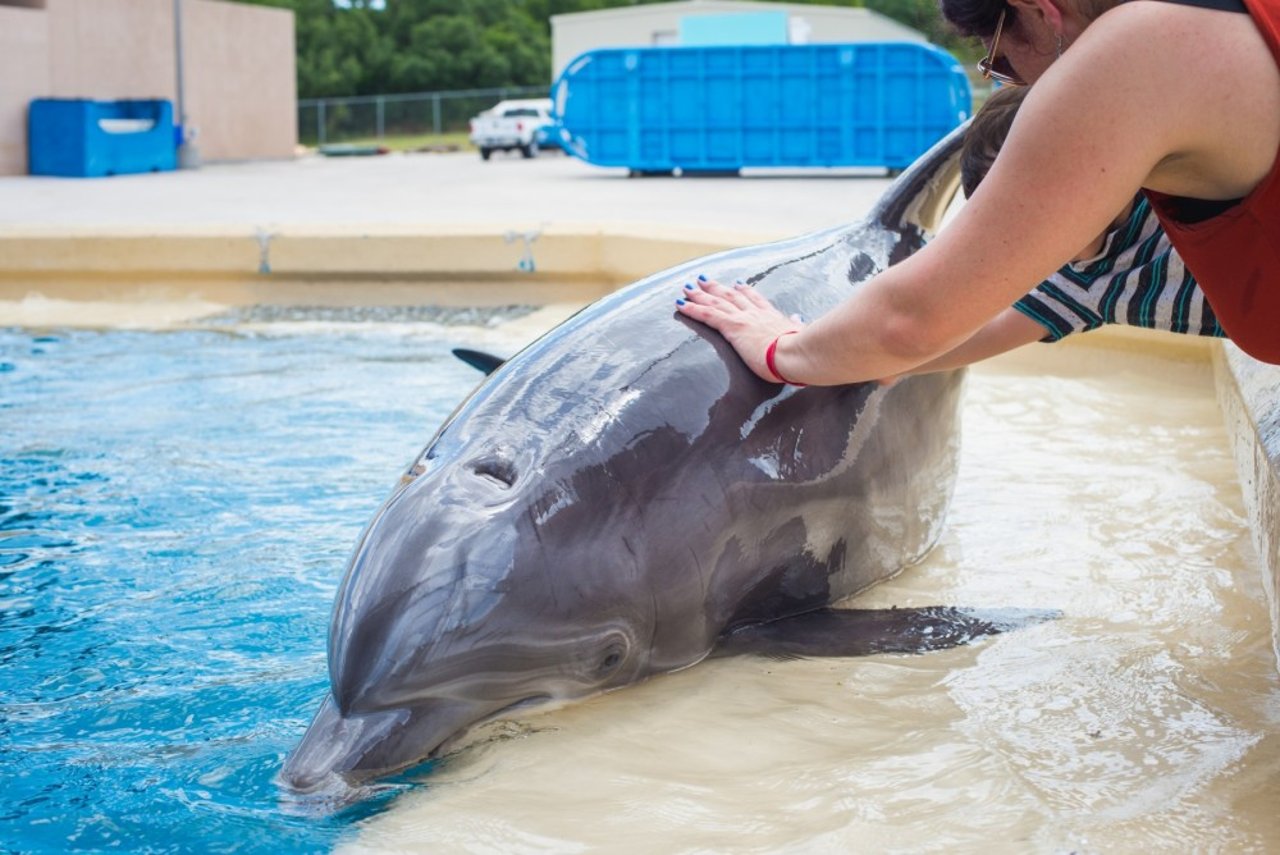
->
[551, 0, 926, 80]
[0, 0, 296, 176]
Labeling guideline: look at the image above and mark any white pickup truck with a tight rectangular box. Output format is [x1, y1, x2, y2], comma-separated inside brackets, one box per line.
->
[468, 98, 554, 161]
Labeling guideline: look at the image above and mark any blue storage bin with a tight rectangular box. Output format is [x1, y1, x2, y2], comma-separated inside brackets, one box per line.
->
[550, 43, 971, 173]
[29, 98, 177, 178]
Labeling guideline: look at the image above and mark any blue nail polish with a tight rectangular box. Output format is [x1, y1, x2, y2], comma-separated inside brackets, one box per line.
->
[697, 274, 708, 282]
[676, 299, 686, 306]
[684, 283, 694, 290]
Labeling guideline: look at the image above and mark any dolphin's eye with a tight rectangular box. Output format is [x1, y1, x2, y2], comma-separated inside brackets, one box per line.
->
[596, 645, 626, 677]
[588, 633, 630, 681]
[471, 457, 516, 489]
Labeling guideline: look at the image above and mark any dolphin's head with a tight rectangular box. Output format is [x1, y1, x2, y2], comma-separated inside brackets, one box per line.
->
[280, 433, 658, 795]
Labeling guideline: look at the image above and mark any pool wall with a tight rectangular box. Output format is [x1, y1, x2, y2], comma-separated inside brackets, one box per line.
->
[2, 226, 1279, 670]
[1215, 345, 1280, 666]
[0, 227, 754, 309]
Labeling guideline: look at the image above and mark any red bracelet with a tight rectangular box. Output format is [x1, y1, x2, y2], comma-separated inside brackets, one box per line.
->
[765, 331, 806, 386]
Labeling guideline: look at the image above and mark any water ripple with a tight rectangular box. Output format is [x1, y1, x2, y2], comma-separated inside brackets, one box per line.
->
[0, 326, 481, 853]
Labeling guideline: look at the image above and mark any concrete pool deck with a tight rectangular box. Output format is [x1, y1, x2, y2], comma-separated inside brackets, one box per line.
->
[0, 151, 896, 319]
[0, 148, 1277, 668]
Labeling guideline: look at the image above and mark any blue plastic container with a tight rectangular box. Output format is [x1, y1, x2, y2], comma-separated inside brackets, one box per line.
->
[550, 43, 971, 173]
[28, 98, 177, 178]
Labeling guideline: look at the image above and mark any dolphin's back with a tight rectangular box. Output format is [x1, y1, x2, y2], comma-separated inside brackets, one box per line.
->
[403, 125, 970, 647]
[419, 126, 970, 475]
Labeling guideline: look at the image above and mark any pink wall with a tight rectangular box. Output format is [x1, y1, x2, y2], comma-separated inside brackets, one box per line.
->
[184, 0, 296, 162]
[0, 0, 296, 175]
[0, 7, 52, 175]
[46, 0, 178, 102]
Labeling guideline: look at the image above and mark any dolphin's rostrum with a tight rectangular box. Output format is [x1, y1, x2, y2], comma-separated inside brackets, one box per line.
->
[281, 126, 1021, 800]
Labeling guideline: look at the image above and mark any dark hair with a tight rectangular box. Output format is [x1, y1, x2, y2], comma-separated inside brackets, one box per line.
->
[939, 0, 1121, 37]
[960, 86, 1029, 198]
[938, 0, 1007, 38]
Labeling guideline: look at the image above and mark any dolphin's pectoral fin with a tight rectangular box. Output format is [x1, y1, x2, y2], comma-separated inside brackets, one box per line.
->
[452, 348, 506, 375]
[713, 606, 1057, 660]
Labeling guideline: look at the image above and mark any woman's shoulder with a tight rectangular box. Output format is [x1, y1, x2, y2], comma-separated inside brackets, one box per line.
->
[1087, 0, 1269, 57]
[1049, 0, 1280, 197]
[1093, 0, 1247, 25]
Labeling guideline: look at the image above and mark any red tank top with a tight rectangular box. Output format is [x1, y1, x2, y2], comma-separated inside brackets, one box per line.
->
[1144, 0, 1280, 364]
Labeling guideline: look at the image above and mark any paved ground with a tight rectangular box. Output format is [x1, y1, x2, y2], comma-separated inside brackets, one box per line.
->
[0, 148, 895, 239]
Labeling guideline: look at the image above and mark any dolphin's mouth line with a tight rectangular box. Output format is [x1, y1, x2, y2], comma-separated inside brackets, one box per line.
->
[430, 694, 556, 759]
[496, 693, 555, 715]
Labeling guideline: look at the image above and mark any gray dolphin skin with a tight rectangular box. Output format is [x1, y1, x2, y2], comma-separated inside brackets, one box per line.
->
[281, 126, 1003, 799]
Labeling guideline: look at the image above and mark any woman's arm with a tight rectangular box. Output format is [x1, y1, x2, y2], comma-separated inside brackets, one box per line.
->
[887, 308, 1047, 380]
[677, 3, 1270, 385]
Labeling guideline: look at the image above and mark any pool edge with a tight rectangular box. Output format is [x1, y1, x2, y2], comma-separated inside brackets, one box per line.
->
[1214, 343, 1280, 670]
[0, 226, 765, 308]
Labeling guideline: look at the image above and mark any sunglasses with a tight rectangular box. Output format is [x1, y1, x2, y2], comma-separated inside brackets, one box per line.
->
[977, 9, 1026, 86]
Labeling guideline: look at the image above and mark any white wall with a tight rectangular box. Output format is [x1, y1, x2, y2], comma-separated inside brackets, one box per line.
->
[551, 0, 926, 79]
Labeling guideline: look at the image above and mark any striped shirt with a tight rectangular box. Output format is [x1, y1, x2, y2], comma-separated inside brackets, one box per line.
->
[1013, 195, 1226, 342]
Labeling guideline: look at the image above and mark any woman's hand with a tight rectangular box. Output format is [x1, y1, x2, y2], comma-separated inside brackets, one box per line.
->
[675, 277, 806, 384]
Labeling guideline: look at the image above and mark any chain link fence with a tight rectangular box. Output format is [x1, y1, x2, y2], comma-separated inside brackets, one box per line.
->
[297, 85, 550, 147]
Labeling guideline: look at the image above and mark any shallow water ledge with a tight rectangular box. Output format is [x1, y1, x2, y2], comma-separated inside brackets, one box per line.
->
[1215, 343, 1280, 668]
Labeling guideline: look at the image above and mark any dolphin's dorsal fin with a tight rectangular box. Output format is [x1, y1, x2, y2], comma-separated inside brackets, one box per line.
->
[866, 122, 969, 240]
[712, 605, 1054, 660]
[452, 348, 506, 375]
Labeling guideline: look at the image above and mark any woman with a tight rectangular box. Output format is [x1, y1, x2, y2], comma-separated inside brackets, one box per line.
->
[676, 0, 1280, 384]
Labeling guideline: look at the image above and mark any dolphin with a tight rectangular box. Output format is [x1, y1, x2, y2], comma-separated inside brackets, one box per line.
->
[281, 126, 1015, 799]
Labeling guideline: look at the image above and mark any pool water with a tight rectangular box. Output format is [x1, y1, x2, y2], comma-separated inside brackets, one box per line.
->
[0, 326, 483, 853]
[4, 324, 1279, 853]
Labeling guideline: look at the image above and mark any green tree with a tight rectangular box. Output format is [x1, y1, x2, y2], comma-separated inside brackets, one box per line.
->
[242, 0, 975, 99]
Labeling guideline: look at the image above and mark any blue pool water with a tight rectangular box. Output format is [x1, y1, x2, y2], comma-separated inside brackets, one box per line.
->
[0, 325, 486, 853]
